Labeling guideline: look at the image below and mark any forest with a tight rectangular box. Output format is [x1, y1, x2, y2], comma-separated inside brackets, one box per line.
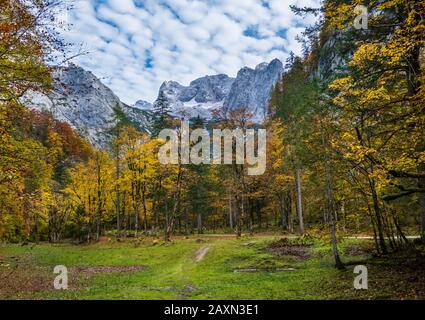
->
[0, 0, 424, 297]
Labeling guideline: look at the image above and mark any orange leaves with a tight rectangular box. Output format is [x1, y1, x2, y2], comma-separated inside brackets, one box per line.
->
[0, 0, 58, 103]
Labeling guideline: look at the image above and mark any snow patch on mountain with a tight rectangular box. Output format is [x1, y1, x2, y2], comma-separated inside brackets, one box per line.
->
[22, 59, 284, 148]
[152, 59, 283, 121]
[154, 74, 235, 120]
[134, 100, 153, 111]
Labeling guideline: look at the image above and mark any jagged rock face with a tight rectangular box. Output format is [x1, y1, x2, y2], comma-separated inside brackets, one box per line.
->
[155, 74, 235, 120]
[224, 59, 283, 121]
[185, 74, 235, 103]
[134, 100, 153, 111]
[153, 59, 283, 121]
[22, 59, 284, 147]
[23, 64, 149, 148]
[315, 30, 355, 83]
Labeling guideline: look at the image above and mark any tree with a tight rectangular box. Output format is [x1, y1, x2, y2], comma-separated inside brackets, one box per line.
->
[0, 0, 72, 241]
[121, 127, 159, 235]
[66, 150, 113, 241]
[108, 104, 138, 237]
[151, 91, 172, 137]
[326, 0, 425, 247]
[271, 57, 318, 235]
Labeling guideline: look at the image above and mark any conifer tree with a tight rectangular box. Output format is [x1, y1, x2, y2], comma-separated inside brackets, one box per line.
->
[151, 91, 172, 137]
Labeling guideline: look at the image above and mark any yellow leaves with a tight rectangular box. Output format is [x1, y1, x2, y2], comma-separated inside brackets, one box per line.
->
[329, 77, 353, 91]
[324, 1, 358, 30]
[342, 145, 378, 163]
[350, 41, 413, 72]
[376, 0, 404, 11]
[46, 130, 63, 164]
[418, 152, 425, 165]
[350, 43, 380, 67]
[358, 86, 391, 107]
[65, 150, 114, 218]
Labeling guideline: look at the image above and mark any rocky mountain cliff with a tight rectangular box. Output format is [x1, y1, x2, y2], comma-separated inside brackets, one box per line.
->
[153, 74, 235, 120]
[23, 64, 149, 147]
[224, 59, 283, 120]
[22, 59, 283, 148]
[152, 59, 283, 121]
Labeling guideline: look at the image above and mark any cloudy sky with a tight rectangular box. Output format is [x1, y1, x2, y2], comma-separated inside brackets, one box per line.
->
[61, 0, 320, 104]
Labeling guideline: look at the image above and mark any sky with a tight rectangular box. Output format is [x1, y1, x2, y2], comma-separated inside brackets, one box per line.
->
[60, 0, 321, 105]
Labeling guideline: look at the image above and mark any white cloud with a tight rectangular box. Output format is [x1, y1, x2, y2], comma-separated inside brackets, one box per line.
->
[62, 0, 321, 104]
[108, 0, 136, 13]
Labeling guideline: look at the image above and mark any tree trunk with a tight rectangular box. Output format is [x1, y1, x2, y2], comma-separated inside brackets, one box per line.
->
[96, 157, 102, 241]
[132, 183, 141, 238]
[197, 213, 202, 234]
[296, 169, 305, 234]
[276, 194, 286, 230]
[235, 195, 242, 238]
[320, 121, 343, 268]
[166, 164, 183, 241]
[164, 202, 169, 241]
[369, 177, 388, 254]
[422, 208, 425, 244]
[330, 212, 344, 269]
[185, 207, 190, 235]
[115, 148, 121, 237]
[326, 168, 344, 269]
[228, 199, 234, 230]
[419, 177, 425, 243]
[142, 183, 148, 232]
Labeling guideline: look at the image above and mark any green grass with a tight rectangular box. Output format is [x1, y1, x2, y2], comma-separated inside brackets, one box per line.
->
[0, 235, 422, 300]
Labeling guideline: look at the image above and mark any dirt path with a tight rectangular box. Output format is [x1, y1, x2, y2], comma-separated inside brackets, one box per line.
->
[195, 247, 210, 262]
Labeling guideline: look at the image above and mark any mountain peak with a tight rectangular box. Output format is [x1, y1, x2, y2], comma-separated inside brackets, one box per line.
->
[224, 59, 283, 120]
[255, 62, 269, 71]
[23, 59, 284, 148]
[23, 64, 149, 147]
[151, 59, 283, 121]
[134, 100, 153, 111]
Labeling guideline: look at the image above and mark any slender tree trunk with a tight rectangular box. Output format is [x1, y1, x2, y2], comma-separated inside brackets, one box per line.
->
[326, 172, 343, 269]
[166, 164, 183, 241]
[228, 199, 234, 230]
[341, 201, 347, 233]
[330, 211, 344, 269]
[288, 192, 293, 232]
[197, 189, 202, 234]
[96, 157, 102, 241]
[390, 209, 409, 245]
[277, 194, 287, 230]
[320, 125, 343, 269]
[164, 202, 169, 241]
[115, 147, 121, 237]
[241, 194, 246, 232]
[197, 213, 202, 234]
[369, 177, 388, 254]
[296, 169, 305, 234]
[279, 199, 288, 230]
[151, 178, 162, 234]
[365, 200, 381, 254]
[132, 183, 140, 237]
[419, 166, 425, 243]
[122, 191, 127, 236]
[235, 195, 242, 238]
[248, 199, 254, 236]
[185, 207, 190, 235]
[406, 30, 423, 241]
[142, 183, 148, 232]
[422, 201, 425, 244]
